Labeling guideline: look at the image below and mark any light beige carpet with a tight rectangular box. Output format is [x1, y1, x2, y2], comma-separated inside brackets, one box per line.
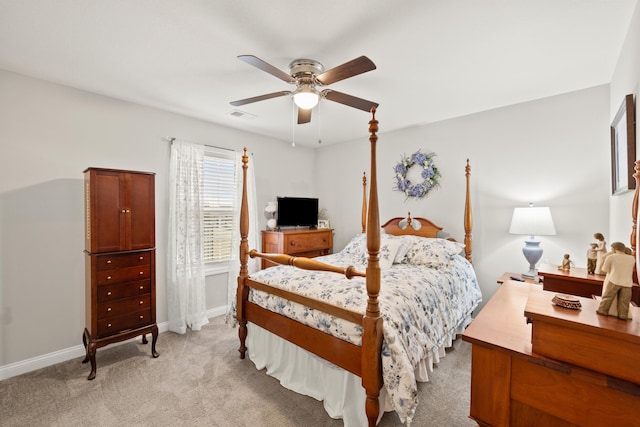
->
[0, 316, 476, 426]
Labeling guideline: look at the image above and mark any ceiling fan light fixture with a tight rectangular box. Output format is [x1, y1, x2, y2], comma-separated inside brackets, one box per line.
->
[293, 85, 319, 110]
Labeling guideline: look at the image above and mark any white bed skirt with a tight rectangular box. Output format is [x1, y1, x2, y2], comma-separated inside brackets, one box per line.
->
[246, 314, 472, 427]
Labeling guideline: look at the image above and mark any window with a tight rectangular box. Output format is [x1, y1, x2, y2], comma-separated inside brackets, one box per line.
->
[202, 148, 236, 264]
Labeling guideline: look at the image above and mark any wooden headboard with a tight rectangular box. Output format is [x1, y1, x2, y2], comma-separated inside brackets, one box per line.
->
[382, 213, 442, 238]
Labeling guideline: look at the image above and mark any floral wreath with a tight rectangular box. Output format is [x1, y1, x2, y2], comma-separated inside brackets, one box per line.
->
[393, 150, 441, 199]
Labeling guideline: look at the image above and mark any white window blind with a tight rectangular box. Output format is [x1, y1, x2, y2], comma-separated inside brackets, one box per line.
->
[203, 149, 236, 264]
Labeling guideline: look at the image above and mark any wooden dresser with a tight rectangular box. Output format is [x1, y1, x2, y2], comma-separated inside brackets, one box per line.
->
[261, 229, 333, 269]
[83, 168, 159, 380]
[538, 263, 640, 305]
[462, 280, 640, 426]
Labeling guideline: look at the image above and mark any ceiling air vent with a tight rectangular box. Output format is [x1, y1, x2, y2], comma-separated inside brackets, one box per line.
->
[228, 109, 256, 119]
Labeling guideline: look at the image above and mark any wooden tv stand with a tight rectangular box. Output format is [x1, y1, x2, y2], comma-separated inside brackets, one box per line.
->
[261, 229, 333, 269]
[462, 280, 640, 426]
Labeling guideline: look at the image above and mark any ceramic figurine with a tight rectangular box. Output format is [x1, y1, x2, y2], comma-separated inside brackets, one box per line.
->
[586, 243, 597, 274]
[558, 254, 572, 272]
[596, 242, 635, 320]
[592, 232, 606, 275]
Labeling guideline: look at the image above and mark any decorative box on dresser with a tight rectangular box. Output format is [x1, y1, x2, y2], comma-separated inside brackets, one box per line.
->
[83, 168, 159, 380]
[261, 229, 333, 269]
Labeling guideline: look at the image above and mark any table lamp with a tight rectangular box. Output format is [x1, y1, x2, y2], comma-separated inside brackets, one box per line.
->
[509, 203, 556, 278]
[264, 201, 278, 230]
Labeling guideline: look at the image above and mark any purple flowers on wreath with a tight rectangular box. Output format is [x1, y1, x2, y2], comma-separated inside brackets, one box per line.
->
[393, 150, 441, 199]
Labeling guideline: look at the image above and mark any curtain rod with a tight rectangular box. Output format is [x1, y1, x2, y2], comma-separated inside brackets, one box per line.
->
[163, 136, 235, 152]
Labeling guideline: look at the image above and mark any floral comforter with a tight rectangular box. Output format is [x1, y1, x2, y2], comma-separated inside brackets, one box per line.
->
[248, 249, 482, 425]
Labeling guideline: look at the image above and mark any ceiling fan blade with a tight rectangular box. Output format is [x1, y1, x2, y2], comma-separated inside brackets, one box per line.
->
[297, 107, 312, 124]
[322, 90, 379, 112]
[238, 55, 296, 84]
[316, 56, 376, 85]
[230, 91, 291, 106]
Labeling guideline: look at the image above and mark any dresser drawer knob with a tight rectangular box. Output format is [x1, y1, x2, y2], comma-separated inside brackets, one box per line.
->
[139, 271, 144, 275]
[121, 209, 126, 213]
[139, 315, 144, 319]
[106, 260, 112, 264]
[139, 300, 144, 305]
[139, 286, 144, 290]
[107, 323, 112, 328]
[106, 276, 112, 280]
[107, 291, 112, 296]
[139, 256, 144, 260]
[107, 307, 112, 312]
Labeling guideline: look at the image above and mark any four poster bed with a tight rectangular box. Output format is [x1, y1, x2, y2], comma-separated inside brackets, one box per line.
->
[235, 109, 482, 426]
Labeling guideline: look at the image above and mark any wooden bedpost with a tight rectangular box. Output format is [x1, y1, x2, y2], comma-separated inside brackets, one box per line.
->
[362, 172, 367, 233]
[464, 159, 473, 264]
[631, 160, 640, 258]
[237, 148, 250, 359]
[362, 108, 383, 427]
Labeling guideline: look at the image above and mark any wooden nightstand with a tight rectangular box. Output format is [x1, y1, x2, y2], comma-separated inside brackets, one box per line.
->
[537, 263, 640, 305]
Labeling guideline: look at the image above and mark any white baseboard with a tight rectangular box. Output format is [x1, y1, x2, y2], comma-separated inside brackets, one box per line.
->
[0, 306, 228, 381]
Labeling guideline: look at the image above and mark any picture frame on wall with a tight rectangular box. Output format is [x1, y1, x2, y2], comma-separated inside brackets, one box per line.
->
[611, 93, 636, 195]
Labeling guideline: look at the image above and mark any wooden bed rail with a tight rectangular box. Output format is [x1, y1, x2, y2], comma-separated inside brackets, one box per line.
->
[248, 250, 366, 279]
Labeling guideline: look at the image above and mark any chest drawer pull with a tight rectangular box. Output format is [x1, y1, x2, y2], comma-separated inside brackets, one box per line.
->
[107, 307, 112, 312]
[107, 291, 112, 296]
[139, 256, 144, 260]
[107, 260, 112, 264]
[139, 271, 144, 275]
[139, 315, 144, 319]
[107, 323, 112, 328]
[139, 285, 144, 290]
[139, 300, 144, 305]
[106, 276, 112, 280]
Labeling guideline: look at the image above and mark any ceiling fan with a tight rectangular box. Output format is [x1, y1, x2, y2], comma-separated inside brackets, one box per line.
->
[230, 55, 379, 124]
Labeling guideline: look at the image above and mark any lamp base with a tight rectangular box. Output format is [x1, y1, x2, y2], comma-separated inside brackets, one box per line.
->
[521, 237, 543, 279]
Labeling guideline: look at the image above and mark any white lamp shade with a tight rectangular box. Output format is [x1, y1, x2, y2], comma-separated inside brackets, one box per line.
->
[509, 206, 556, 236]
[265, 201, 277, 214]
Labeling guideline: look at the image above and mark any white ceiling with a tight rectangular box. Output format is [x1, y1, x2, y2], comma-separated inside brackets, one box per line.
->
[0, 0, 636, 147]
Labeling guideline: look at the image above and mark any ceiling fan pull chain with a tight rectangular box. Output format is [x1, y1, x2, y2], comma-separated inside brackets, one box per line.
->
[291, 100, 296, 147]
[317, 101, 322, 144]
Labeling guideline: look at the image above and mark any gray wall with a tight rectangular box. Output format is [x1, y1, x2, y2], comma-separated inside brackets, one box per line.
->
[1, 1, 639, 374]
[315, 86, 611, 307]
[0, 69, 316, 370]
[609, 1, 640, 247]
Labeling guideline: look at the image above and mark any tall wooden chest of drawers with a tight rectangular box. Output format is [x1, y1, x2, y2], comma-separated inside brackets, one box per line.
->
[261, 229, 333, 269]
[83, 168, 158, 380]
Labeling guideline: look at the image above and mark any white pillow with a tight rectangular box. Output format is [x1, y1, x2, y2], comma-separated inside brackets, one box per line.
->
[341, 233, 406, 270]
[403, 236, 465, 268]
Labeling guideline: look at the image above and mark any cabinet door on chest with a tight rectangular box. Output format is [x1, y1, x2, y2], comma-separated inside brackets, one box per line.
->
[85, 169, 155, 253]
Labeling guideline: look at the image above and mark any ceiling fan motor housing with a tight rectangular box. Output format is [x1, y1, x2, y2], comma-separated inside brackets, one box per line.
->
[288, 59, 324, 81]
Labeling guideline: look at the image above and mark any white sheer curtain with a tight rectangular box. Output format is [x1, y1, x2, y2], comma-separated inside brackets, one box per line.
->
[167, 140, 209, 334]
[226, 151, 260, 326]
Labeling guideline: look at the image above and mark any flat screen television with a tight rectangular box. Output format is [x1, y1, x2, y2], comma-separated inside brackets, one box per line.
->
[276, 196, 319, 228]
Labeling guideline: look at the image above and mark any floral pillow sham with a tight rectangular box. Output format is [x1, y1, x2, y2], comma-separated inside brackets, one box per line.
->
[401, 236, 465, 268]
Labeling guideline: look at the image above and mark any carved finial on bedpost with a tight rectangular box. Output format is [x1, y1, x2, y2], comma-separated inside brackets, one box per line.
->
[631, 160, 640, 259]
[237, 147, 250, 359]
[362, 172, 367, 234]
[406, 212, 412, 228]
[464, 159, 473, 264]
[631, 161, 640, 287]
